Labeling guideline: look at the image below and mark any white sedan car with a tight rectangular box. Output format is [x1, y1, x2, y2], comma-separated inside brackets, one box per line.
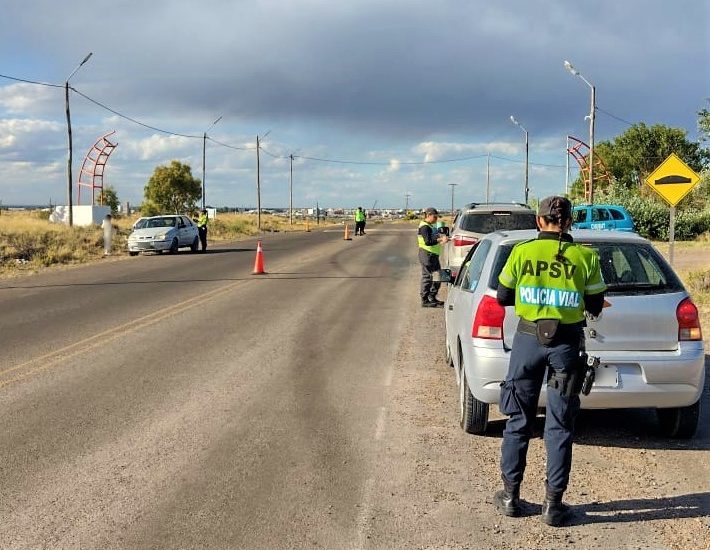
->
[127, 215, 200, 255]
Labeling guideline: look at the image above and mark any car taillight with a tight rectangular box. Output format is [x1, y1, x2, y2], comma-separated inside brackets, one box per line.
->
[677, 298, 702, 341]
[472, 295, 505, 339]
[453, 235, 479, 247]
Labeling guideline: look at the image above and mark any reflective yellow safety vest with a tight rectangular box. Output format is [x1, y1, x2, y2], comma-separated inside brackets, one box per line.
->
[197, 213, 208, 228]
[355, 209, 366, 222]
[498, 237, 606, 324]
[417, 221, 441, 255]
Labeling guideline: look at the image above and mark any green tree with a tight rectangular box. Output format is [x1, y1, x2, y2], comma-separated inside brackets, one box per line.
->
[143, 160, 201, 214]
[102, 185, 120, 214]
[569, 122, 710, 202]
[699, 99, 710, 143]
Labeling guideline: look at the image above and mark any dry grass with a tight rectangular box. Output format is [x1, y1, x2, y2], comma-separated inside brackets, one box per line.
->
[0, 210, 337, 277]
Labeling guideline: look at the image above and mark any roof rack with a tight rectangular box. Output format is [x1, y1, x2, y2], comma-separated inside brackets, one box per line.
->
[462, 201, 531, 210]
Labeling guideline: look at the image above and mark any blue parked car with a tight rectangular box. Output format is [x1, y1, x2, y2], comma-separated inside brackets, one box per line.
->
[572, 204, 635, 232]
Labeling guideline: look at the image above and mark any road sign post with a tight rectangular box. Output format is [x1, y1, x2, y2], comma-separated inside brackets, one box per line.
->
[644, 153, 701, 266]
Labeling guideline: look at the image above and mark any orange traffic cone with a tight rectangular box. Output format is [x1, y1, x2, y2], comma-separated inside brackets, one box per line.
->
[343, 223, 352, 241]
[252, 240, 266, 274]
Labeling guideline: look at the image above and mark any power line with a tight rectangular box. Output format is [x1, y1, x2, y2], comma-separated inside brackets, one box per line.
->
[71, 88, 202, 139]
[596, 107, 635, 127]
[294, 153, 489, 166]
[489, 154, 566, 169]
[0, 73, 63, 88]
[206, 136, 251, 151]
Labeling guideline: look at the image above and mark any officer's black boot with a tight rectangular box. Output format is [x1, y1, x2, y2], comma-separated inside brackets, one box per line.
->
[540, 488, 570, 526]
[493, 480, 521, 517]
[428, 296, 445, 306]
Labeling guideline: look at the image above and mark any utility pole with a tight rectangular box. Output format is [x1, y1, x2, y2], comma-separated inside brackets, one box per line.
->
[289, 154, 294, 226]
[448, 183, 457, 219]
[64, 52, 92, 227]
[405, 192, 412, 214]
[565, 135, 570, 196]
[256, 135, 261, 231]
[486, 153, 491, 203]
[202, 115, 222, 210]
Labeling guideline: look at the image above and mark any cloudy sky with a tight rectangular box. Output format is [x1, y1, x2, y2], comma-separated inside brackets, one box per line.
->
[1, 0, 707, 210]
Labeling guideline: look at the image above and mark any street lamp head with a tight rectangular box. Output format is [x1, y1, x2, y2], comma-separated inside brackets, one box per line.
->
[510, 115, 518, 125]
[80, 52, 93, 65]
[564, 60, 578, 76]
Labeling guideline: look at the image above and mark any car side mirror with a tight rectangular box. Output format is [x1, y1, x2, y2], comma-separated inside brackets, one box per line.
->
[438, 227, 450, 237]
[436, 268, 453, 284]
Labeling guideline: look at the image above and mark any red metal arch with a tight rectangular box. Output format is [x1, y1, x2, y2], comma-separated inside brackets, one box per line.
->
[567, 136, 613, 202]
[77, 131, 118, 206]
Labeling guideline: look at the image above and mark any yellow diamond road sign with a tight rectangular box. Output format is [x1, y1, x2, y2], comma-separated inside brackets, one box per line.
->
[645, 153, 701, 206]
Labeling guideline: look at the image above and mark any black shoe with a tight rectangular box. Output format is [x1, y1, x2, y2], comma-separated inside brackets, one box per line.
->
[541, 497, 570, 526]
[421, 300, 438, 308]
[428, 297, 445, 306]
[494, 488, 521, 517]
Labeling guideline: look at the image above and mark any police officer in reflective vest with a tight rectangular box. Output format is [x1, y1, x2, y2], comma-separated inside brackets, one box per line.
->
[354, 207, 367, 236]
[197, 209, 208, 252]
[494, 196, 606, 526]
[418, 207, 449, 308]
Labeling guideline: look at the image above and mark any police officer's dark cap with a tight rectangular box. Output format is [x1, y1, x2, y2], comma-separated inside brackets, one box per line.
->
[425, 207, 439, 216]
[538, 196, 572, 219]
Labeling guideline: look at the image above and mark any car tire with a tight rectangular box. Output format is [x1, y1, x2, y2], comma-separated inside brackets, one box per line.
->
[129, 251, 139, 257]
[169, 238, 179, 254]
[656, 400, 700, 439]
[190, 237, 199, 253]
[459, 360, 489, 435]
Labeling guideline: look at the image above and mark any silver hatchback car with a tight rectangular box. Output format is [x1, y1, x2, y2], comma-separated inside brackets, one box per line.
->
[443, 229, 705, 438]
[441, 203, 537, 277]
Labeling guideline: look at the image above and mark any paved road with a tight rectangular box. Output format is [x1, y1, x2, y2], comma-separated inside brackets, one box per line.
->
[2, 226, 708, 549]
[0, 227, 418, 549]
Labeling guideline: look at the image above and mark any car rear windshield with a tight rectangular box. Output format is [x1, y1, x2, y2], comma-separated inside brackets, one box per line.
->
[489, 241, 683, 295]
[460, 211, 537, 233]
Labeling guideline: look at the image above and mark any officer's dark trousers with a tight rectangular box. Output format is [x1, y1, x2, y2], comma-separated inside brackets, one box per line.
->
[418, 249, 441, 301]
[499, 327, 582, 494]
[198, 226, 207, 251]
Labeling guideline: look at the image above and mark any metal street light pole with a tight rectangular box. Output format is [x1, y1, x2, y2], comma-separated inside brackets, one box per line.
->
[510, 115, 529, 204]
[65, 52, 92, 227]
[201, 115, 222, 210]
[564, 60, 596, 204]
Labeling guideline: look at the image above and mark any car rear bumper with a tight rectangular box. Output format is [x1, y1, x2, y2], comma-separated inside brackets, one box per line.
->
[465, 341, 705, 409]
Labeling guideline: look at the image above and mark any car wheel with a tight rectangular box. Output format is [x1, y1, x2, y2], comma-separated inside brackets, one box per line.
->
[169, 238, 179, 254]
[129, 251, 139, 257]
[190, 236, 199, 253]
[459, 359, 489, 435]
[656, 400, 700, 439]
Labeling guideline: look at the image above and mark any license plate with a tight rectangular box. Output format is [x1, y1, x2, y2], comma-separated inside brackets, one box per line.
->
[594, 365, 619, 388]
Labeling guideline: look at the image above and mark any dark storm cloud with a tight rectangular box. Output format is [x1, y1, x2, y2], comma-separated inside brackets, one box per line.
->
[4, 0, 707, 141]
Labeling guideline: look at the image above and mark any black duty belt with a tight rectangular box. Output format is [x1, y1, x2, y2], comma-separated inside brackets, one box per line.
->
[517, 319, 538, 336]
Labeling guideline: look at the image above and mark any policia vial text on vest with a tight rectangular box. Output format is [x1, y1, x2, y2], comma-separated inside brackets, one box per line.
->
[417, 207, 449, 308]
[493, 196, 607, 527]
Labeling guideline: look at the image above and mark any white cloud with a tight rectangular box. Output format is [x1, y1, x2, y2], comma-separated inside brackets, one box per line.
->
[0, 83, 62, 116]
[387, 159, 400, 172]
[122, 134, 194, 161]
[413, 141, 518, 162]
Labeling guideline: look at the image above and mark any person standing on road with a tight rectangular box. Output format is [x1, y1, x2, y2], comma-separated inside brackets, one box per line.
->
[197, 209, 208, 252]
[418, 207, 449, 308]
[493, 196, 606, 526]
[101, 213, 113, 256]
[354, 207, 367, 236]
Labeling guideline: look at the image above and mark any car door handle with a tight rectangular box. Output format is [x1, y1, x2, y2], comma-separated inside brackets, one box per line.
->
[448, 305, 453, 311]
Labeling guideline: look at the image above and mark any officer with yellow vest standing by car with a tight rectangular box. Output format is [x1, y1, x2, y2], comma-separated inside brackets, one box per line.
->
[197, 209, 209, 252]
[493, 196, 606, 526]
[418, 207, 449, 308]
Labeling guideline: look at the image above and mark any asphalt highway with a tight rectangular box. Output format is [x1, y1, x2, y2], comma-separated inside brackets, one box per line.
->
[0, 226, 418, 549]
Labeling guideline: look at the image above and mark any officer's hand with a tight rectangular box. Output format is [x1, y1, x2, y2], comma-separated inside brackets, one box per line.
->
[439, 235, 449, 243]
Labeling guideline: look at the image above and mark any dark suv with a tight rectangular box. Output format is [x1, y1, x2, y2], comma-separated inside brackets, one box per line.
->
[441, 202, 537, 276]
